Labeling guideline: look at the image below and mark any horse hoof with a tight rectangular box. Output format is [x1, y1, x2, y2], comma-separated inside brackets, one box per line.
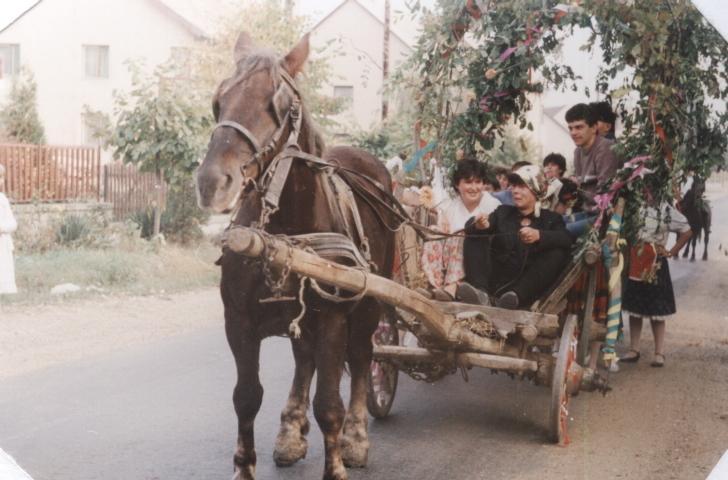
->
[341, 436, 369, 468]
[323, 464, 348, 480]
[273, 439, 308, 467]
[232, 465, 256, 480]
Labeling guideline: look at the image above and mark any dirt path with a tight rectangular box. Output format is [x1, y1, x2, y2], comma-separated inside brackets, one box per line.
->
[1, 194, 728, 478]
[0, 288, 223, 379]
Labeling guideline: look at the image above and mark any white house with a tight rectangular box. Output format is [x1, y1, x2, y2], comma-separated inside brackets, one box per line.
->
[310, 0, 414, 134]
[0, 0, 212, 154]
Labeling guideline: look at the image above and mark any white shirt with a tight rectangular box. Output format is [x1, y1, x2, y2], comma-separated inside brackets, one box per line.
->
[438, 193, 500, 233]
[0, 192, 18, 294]
[639, 203, 691, 247]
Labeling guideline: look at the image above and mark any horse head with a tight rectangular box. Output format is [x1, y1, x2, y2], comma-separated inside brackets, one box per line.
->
[196, 32, 310, 212]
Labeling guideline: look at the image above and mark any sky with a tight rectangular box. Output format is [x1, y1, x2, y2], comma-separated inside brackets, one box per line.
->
[1, 0, 725, 40]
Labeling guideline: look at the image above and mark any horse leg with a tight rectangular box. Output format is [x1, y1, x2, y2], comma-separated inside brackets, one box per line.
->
[703, 212, 711, 261]
[274, 335, 315, 466]
[682, 239, 690, 259]
[690, 236, 697, 262]
[227, 324, 263, 480]
[313, 310, 349, 480]
[341, 300, 380, 468]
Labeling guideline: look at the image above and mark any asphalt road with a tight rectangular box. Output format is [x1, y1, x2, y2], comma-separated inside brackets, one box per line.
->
[1, 193, 727, 480]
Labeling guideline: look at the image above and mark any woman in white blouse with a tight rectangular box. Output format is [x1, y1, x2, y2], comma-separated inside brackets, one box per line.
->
[421, 159, 500, 300]
[620, 202, 692, 367]
[0, 164, 18, 295]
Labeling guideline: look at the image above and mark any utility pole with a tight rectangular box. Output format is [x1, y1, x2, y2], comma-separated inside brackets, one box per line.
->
[381, 0, 390, 121]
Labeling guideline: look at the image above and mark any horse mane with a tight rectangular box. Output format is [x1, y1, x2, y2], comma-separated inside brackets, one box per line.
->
[223, 49, 325, 157]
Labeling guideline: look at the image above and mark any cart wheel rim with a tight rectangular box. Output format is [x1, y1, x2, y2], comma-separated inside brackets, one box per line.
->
[367, 310, 399, 418]
[550, 314, 578, 445]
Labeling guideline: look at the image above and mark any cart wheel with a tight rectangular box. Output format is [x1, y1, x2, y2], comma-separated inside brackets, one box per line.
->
[577, 267, 597, 365]
[549, 313, 578, 445]
[367, 307, 399, 419]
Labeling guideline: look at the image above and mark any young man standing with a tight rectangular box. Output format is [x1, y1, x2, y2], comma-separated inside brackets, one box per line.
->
[566, 103, 621, 209]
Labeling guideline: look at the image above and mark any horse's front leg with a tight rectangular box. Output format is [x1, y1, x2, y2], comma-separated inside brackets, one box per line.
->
[226, 315, 263, 480]
[274, 334, 315, 466]
[313, 309, 349, 480]
[341, 300, 380, 468]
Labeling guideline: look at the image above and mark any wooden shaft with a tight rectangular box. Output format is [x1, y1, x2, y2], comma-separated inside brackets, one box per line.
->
[373, 345, 538, 373]
[224, 227, 518, 354]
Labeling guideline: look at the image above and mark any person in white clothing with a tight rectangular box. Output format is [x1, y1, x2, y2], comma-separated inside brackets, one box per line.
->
[421, 159, 500, 300]
[0, 164, 18, 295]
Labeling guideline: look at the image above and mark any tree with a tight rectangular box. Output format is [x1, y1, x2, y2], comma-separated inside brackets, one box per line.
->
[109, 60, 212, 236]
[0, 67, 46, 144]
[189, 0, 345, 131]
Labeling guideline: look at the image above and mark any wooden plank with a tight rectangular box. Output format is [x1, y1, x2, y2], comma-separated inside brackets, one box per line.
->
[223, 227, 525, 356]
[373, 345, 539, 372]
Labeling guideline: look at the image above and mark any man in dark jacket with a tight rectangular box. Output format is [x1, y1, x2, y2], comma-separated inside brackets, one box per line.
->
[459, 165, 573, 309]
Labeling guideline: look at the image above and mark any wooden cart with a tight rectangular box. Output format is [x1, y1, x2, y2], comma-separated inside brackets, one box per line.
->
[223, 201, 623, 445]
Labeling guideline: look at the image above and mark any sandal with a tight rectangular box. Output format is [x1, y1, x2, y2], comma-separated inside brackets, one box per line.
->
[651, 353, 665, 368]
[620, 350, 641, 363]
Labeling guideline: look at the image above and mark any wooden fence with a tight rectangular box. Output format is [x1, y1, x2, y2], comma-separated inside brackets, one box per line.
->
[0, 144, 101, 202]
[103, 162, 167, 220]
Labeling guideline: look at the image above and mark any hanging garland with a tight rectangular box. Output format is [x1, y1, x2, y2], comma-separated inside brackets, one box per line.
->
[399, 0, 728, 237]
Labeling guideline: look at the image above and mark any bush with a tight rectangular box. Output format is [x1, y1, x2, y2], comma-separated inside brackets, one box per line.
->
[130, 181, 209, 245]
[56, 215, 91, 246]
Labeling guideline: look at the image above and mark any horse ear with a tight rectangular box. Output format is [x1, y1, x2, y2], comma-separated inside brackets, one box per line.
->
[282, 33, 310, 76]
[234, 32, 254, 64]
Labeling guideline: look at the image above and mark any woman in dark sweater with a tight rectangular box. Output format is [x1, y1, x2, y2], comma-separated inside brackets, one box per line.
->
[459, 165, 573, 309]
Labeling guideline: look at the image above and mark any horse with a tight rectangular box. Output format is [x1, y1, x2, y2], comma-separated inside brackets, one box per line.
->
[195, 32, 396, 480]
[679, 176, 711, 261]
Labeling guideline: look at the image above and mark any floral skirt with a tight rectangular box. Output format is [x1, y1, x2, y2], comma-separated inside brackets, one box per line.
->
[421, 237, 465, 288]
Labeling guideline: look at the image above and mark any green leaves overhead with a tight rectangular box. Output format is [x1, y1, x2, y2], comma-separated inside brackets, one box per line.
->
[401, 0, 728, 209]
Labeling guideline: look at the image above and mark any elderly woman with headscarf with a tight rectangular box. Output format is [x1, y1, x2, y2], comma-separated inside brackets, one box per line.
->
[459, 165, 573, 309]
[0, 164, 18, 295]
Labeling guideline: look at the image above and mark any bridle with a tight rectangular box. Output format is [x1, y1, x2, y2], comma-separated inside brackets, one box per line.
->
[212, 69, 303, 187]
[210, 69, 307, 228]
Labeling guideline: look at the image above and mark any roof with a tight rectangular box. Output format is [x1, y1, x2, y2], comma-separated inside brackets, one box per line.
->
[0, 0, 41, 35]
[312, 0, 414, 50]
[543, 105, 569, 134]
[0, 0, 211, 38]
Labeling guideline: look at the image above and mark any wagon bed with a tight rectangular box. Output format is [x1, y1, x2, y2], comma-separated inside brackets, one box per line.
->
[222, 199, 624, 445]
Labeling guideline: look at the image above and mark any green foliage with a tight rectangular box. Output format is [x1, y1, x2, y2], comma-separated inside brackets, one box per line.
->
[56, 215, 91, 246]
[400, 0, 728, 237]
[130, 181, 209, 245]
[10, 243, 221, 304]
[0, 67, 46, 144]
[109, 60, 213, 188]
[585, 0, 728, 205]
[189, 1, 345, 131]
[485, 125, 540, 167]
[397, 0, 577, 164]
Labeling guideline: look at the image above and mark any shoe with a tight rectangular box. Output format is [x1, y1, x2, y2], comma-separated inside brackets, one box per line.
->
[496, 291, 519, 310]
[650, 353, 665, 368]
[431, 288, 454, 302]
[456, 282, 490, 306]
[620, 350, 640, 363]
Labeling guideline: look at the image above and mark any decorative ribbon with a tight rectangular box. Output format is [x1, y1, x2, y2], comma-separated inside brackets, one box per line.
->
[405, 140, 437, 173]
[601, 212, 625, 364]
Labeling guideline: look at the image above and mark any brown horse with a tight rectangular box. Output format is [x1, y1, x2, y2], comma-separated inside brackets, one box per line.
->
[196, 32, 395, 480]
[679, 177, 711, 261]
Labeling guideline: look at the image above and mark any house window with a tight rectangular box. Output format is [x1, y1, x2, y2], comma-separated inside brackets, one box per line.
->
[84, 45, 109, 78]
[333, 85, 354, 102]
[0, 44, 20, 77]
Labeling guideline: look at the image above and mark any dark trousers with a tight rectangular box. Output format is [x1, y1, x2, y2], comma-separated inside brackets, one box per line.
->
[464, 240, 569, 307]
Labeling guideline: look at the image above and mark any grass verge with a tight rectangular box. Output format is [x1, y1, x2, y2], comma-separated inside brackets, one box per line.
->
[2, 242, 221, 306]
